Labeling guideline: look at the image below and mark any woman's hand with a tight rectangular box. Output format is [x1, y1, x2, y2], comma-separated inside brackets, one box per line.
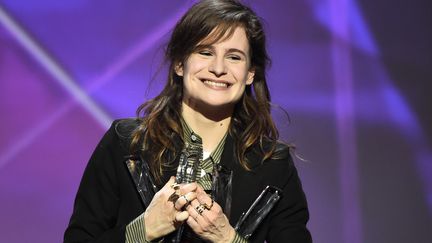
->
[186, 186, 236, 243]
[144, 177, 197, 241]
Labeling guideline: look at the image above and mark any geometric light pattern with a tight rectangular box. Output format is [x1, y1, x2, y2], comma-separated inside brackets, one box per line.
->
[0, 1, 430, 242]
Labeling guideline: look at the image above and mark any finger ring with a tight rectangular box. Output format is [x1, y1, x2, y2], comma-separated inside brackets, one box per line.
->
[168, 191, 180, 203]
[195, 204, 205, 215]
[182, 195, 190, 205]
[171, 183, 180, 190]
[203, 199, 214, 210]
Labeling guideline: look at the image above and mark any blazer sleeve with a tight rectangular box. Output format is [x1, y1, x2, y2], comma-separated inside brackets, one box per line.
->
[266, 157, 312, 243]
[64, 122, 127, 243]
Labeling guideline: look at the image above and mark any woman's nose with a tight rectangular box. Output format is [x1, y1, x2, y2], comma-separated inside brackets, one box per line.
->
[208, 57, 227, 77]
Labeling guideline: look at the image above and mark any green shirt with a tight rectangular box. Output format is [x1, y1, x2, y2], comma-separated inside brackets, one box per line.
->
[180, 117, 227, 190]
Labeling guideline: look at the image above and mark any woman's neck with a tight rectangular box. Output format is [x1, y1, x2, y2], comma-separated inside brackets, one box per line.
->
[181, 101, 231, 152]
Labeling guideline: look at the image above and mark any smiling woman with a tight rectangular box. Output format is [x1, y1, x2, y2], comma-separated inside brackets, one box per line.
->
[177, 27, 255, 121]
[64, 0, 311, 242]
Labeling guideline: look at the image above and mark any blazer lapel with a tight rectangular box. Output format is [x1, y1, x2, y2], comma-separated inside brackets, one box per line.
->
[125, 156, 158, 207]
[219, 134, 265, 225]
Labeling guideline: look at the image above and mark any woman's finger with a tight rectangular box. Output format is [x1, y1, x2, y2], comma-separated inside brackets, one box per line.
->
[186, 215, 202, 233]
[175, 211, 189, 222]
[186, 201, 208, 233]
[196, 192, 213, 211]
[187, 199, 210, 226]
[179, 182, 197, 195]
[174, 191, 196, 210]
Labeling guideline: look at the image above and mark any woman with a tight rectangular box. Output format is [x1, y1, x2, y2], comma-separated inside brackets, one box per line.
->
[64, 0, 312, 242]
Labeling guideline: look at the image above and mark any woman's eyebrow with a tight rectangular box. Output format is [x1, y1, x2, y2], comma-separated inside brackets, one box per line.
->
[195, 44, 213, 50]
[226, 48, 247, 57]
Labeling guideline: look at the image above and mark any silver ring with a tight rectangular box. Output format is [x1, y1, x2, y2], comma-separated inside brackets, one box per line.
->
[182, 195, 190, 205]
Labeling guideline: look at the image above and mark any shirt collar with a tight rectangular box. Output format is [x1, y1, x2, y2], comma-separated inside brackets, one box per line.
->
[180, 117, 227, 165]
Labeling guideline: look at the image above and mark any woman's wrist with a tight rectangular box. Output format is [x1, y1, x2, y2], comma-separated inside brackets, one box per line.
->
[143, 211, 158, 241]
[214, 226, 236, 243]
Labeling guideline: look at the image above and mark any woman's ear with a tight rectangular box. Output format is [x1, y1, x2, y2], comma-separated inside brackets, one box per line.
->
[246, 67, 255, 85]
[174, 62, 184, 76]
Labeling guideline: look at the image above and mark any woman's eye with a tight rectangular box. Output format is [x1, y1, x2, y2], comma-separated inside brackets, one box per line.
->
[228, 55, 241, 61]
[199, 51, 212, 56]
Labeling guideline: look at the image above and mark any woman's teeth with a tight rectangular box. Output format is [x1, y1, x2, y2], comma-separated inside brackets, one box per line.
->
[203, 80, 228, 87]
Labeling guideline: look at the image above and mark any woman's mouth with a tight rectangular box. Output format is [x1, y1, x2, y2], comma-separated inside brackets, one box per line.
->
[202, 79, 231, 88]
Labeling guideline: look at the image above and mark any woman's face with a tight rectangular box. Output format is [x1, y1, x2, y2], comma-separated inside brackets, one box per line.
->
[176, 27, 255, 112]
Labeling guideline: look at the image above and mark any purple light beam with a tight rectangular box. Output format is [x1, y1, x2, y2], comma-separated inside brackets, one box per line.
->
[329, 0, 363, 243]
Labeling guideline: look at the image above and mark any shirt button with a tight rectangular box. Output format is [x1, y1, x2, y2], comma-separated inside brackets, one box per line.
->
[191, 134, 197, 142]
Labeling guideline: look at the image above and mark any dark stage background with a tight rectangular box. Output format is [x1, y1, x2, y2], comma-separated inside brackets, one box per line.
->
[0, 0, 431, 242]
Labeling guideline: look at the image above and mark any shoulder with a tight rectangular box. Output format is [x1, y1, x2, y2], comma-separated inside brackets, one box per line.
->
[271, 141, 292, 161]
[95, 118, 142, 154]
[261, 141, 295, 172]
[247, 139, 293, 168]
[246, 140, 298, 186]
[113, 118, 142, 140]
[80, 118, 143, 181]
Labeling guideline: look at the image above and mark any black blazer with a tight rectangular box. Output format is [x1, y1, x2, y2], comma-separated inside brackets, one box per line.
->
[64, 119, 312, 243]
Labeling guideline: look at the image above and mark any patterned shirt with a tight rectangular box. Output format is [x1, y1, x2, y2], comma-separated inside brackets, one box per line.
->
[179, 118, 226, 190]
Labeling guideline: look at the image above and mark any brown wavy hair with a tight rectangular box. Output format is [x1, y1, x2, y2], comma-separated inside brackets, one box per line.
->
[130, 0, 280, 183]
